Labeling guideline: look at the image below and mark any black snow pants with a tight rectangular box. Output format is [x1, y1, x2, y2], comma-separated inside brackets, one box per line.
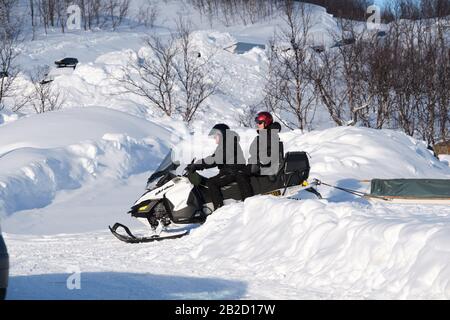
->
[204, 170, 253, 210]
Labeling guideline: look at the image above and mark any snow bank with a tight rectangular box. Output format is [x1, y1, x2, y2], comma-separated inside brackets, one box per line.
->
[439, 155, 450, 168]
[0, 107, 172, 216]
[306, 4, 339, 47]
[189, 30, 236, 55]
[190, 196, 450, 299]
[0, 109, 20, 126]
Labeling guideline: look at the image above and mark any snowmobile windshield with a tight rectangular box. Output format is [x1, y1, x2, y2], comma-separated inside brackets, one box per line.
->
[146, 150, 179, 186]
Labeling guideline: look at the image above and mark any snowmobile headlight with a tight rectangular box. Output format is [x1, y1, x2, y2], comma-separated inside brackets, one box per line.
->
[138, 204, 151, 213]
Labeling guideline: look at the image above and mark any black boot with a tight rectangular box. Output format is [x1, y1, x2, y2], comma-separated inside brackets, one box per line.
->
[205, 179, 224, 210]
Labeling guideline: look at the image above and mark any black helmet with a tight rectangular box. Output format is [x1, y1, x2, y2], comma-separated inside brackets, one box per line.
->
[208, 123, 230, 137]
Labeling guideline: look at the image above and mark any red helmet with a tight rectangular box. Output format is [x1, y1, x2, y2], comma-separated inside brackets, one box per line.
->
[255, 111, 273, 128]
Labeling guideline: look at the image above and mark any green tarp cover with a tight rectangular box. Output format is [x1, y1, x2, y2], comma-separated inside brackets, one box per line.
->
[370, 179, 450, 198]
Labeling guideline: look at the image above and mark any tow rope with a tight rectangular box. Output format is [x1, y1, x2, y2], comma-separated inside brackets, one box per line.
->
[312, 179, 390, 201]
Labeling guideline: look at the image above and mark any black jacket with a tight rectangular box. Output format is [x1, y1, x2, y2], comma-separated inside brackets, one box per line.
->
[195, 129, 247, 173]
[248, 122, 282, 174]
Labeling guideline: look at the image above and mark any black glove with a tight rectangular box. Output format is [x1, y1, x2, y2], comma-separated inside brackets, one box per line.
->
[186, 163, 202, 172]
[185, 164, 195, 172]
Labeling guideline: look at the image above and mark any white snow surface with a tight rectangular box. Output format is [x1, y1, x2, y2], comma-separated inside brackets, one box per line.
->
[2, 111, 450, 299]
[439, 155, 450, 168]
[0, 107, 172, 226]
[1, 1, 450, 300]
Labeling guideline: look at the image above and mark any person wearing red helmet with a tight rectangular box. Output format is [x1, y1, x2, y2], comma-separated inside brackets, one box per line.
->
[248, 111, 283, 176]
[255, 111, 273, 130]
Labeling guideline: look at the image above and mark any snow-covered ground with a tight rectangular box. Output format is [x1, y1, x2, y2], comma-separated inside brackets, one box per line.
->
[439, 155, 450, 168]
[1, 108, 450, 299]
[1, 0, 450, 300]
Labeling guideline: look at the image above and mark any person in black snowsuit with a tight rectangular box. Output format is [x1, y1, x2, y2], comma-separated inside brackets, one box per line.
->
[186, 124, 253, 210]
[248, 112, 283, 176]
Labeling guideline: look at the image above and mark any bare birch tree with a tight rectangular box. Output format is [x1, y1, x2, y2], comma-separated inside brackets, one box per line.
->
[263, 1, 316, 131]
[116, 35, 178, 117]
[28, 67, 65, 113]
[173, 18, 219, 123]
[0, 20, 21, 111]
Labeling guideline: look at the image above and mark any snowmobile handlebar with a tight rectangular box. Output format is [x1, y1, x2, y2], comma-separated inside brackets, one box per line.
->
[183, 158, 197, 175]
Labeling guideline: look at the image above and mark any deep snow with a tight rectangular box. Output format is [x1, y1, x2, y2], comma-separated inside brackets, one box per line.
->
[1, 108, 450, 299]
[1, 0, 449, 300]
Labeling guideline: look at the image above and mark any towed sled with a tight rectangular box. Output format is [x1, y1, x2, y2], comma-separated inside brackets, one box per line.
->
[110, 150, 322, 243]
[365, 178, 450, 204]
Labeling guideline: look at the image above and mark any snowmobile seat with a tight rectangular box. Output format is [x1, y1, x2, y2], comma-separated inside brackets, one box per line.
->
[219, 183, 243, 200]
[246, 151, 309, 195]
[203, 150, 308, 202]
[217, 175, 284, 200]
[248, 175, 281, 195]
[219, 144, 290, 197]
[246, 141, 286, 194]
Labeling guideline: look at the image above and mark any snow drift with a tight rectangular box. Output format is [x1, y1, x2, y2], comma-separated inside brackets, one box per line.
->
[189, 195, 450, 299]
[0, 107, 172, 216]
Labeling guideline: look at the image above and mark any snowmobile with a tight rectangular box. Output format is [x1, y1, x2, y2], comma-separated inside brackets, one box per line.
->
[109, 150, 322, 243]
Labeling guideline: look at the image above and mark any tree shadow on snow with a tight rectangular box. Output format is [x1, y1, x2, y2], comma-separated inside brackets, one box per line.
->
[324, 178, 370, 205]
[6, 272, 247, 300]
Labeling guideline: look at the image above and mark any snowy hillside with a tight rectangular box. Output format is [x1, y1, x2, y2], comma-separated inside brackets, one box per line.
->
[1, 0, 449, 300]
[2, 1, 341, 130]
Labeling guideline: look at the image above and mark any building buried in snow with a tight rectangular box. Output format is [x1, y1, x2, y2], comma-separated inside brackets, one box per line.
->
[434, 141, 450, 155]
[224, 42, 266, 54]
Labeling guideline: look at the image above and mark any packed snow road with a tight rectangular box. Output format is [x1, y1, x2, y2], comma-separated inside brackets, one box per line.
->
[4, 189, 450, 299]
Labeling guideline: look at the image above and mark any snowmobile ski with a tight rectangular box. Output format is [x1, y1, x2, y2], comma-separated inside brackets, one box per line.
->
[109, 223, 189, 243]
